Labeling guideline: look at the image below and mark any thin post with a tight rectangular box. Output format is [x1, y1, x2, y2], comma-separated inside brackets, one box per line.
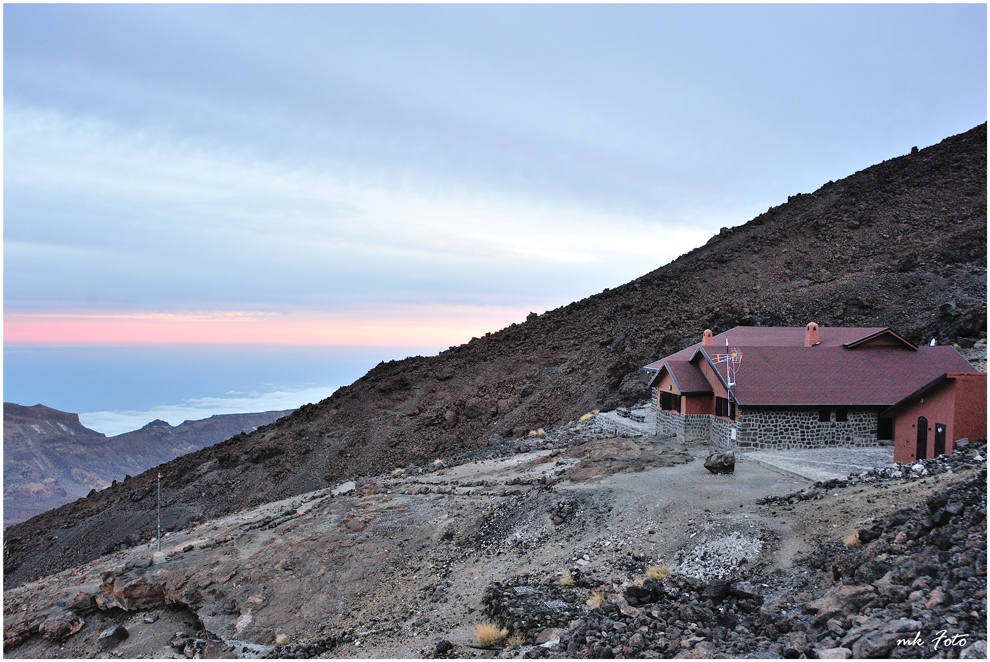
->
[157, 472, 161, 553]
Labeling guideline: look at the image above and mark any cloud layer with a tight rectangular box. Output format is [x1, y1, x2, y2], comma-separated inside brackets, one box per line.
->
[4, 4, 986, 346]
[78, 384, 335, 436]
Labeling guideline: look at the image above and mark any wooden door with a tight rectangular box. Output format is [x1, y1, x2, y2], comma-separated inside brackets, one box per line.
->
[934, 423, 946, 457]
[916, 417, 928, 460]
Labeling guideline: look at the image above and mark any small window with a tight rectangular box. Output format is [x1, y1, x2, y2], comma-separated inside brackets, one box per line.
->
[835, 409, 848, 422]
[819, 409, 831, 422]
[877, 417, 893, 440]
[715, 397, 725, 417]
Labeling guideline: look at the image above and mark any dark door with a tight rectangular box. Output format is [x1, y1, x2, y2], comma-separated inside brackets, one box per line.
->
[916, 417, 928, 460]
[934, 424, 946, 456]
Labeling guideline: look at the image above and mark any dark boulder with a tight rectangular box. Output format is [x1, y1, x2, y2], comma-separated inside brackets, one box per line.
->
[701, 579, 732, 604]
[704, 451, 735, 474]
[97, 625, 129, 649]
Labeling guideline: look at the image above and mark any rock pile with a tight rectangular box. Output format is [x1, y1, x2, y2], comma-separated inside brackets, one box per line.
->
[169, 630, 236, 658]
[482, 578, 587, 638]
[809, 470, 987, 658]
[522, 575, 768, 659]
[759, 440, 987, 507]
[491, 470, 987, 659]
[262, 635, 338, 659]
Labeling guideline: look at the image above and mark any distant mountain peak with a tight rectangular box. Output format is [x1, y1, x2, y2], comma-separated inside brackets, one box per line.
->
[142, 419, 172, 429]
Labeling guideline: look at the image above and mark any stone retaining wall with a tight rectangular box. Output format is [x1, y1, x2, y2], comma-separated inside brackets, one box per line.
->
[595, 413, 646, 438]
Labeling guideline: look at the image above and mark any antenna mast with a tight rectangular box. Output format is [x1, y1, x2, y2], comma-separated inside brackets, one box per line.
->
[712, 339, 743, 410]
[157, 472, 162, 553]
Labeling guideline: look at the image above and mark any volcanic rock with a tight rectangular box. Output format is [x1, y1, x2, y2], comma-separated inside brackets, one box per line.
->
[97, 624, 128, 649]
[704, 451, 735, 474]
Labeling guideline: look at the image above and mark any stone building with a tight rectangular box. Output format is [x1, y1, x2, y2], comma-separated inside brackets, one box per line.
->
[643, 323, 984, 453]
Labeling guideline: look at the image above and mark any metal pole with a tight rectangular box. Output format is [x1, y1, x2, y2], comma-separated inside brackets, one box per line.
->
[157, 472, 161, 553]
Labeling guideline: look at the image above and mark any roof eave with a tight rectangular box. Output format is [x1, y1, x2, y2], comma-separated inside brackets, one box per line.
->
[694, 347, 730, 391]
[843, 328, 918, 350]
[880, 373, 952, 417]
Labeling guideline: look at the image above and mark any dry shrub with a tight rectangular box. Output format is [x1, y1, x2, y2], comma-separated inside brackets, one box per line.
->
[559, 573, 575, 587]
[646, 563, 672, 581]
[433, 458, 444, 466]
[506, 632, 527, 648]
[580, 412, 594, 421]
[587, 589, 607, 609]
[474, 621, 508, 647]
[392, 467, 405, 475]
[844, 531, 862, 549]
[537, 428, 546, 436]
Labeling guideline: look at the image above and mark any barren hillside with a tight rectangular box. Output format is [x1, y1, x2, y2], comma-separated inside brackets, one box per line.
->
[4, 123, 986, 589]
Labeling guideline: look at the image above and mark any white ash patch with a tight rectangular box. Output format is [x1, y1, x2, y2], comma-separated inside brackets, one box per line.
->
[676, 531, 762, 580]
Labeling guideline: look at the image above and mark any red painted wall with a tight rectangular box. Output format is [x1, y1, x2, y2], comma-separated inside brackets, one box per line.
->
[892, 374, 987, 463]
[952, 373, 987, 444]
[684, 394, 714, 415]
[696, 358, 729, 399]
[654, 371, 679, 395]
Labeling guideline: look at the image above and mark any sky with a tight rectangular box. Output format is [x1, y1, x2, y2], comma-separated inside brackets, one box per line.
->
[3, 4, 987, 434]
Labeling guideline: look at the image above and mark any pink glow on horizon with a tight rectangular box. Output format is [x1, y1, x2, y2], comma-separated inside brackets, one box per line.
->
[4, 307, 532, 346]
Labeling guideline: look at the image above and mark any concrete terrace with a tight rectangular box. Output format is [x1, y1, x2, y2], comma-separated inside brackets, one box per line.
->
[738, 447, 896, 483]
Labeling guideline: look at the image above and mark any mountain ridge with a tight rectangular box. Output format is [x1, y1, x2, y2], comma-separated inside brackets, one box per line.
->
[3, 403, 293, 527]
[4, 122, 986, 589]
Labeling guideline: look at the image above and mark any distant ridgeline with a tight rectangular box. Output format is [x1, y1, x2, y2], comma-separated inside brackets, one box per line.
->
[2, 403, 292, 527]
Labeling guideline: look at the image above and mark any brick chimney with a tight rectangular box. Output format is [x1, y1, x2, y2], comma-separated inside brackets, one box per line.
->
[804, 322, 820, 347]
[702, 329, 714, 346]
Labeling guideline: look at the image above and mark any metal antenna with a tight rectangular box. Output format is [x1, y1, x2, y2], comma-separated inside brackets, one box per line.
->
[712, 339, 743, 413]
[157, 472, 162, 553]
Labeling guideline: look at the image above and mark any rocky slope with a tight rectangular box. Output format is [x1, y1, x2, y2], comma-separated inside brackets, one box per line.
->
[3, 417, 986, 659]
[3, 404, 292, 527]
[4, 123, 986, 590]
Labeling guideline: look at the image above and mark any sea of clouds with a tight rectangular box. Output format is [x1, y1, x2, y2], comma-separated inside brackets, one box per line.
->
[79, 384, 336, 436]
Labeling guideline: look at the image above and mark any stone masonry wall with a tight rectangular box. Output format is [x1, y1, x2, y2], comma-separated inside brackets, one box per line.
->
[656, 409, 684, 438]
[731, 408, 881, 451]
[657, 405, 882, 450]
[710, 416, 737, 449]
[681, 414, 712, 441]
[656, 409, 711, 441]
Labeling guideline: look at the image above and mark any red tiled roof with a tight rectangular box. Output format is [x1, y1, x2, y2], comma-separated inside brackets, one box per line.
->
[651, 360, 713, 393]
[643, 326, 891, 370]
[842, 328, 917, 350]
[716, 345, 977, 407]
[642, 326, 979, 408]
